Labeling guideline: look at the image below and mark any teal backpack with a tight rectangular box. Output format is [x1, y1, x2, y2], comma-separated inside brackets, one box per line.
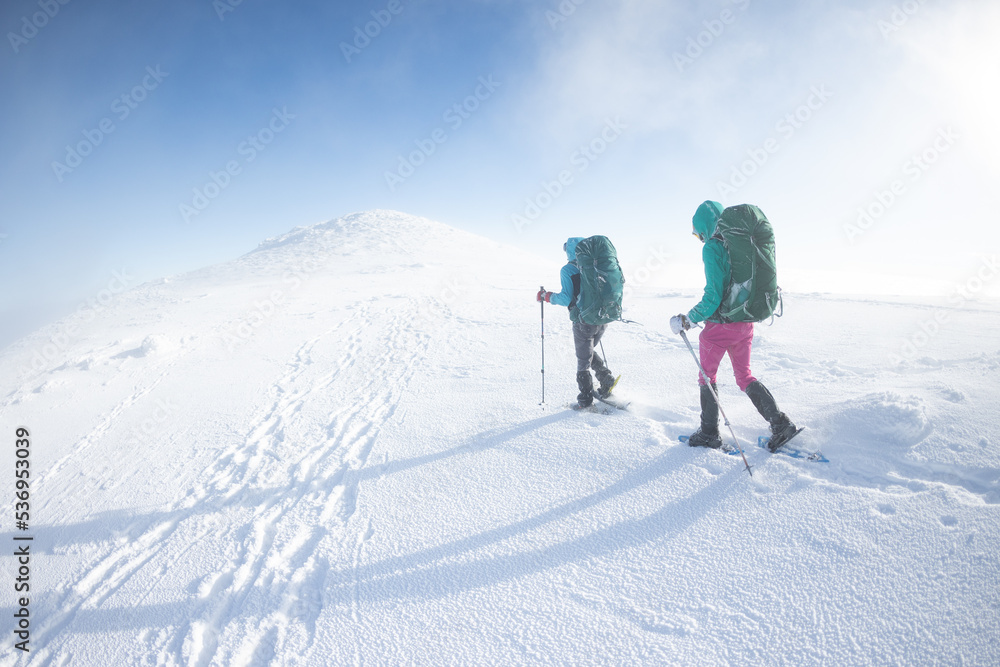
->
[714, 205, 781, 323]
[574, 235, 625, 325]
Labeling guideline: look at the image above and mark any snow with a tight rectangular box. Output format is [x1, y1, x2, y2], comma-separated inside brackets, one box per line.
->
[2, 210, 998, 665]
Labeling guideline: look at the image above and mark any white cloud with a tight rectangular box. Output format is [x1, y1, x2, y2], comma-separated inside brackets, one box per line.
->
[892, 1, 1000, 174]
[504, 0, 997, 280]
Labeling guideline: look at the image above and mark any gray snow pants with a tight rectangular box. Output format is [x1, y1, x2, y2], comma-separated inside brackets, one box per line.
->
[573, 321, 610, 373]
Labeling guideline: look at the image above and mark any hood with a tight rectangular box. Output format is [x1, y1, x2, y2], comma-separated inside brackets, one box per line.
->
[564, 237, 585, 262]
[692, 201, 724, 242]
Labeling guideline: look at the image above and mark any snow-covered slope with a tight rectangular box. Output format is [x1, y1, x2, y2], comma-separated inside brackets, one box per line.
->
[1, 210, 998, 666]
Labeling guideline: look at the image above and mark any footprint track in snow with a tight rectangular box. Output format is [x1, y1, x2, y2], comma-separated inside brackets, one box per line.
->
[176, 302, 428, 664]
[29, 303, 428, 665]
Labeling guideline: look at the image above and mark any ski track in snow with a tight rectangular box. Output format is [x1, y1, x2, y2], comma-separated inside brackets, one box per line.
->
[16, 299, 430, 667]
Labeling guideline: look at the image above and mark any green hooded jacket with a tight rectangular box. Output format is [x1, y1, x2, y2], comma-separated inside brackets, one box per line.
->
[687, 200, 731, 324]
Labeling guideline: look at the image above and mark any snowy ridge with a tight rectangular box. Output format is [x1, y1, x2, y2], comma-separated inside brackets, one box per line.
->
[1, 211, 998, 665]
[250, 209, 460, 255]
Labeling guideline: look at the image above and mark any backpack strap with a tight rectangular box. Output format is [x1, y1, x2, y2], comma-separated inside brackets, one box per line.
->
[762, 288, 784, 325]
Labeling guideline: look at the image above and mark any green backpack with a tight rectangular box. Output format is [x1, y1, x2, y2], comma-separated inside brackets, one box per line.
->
[574, 235, 625, 325]
[713, 204, 781, 323]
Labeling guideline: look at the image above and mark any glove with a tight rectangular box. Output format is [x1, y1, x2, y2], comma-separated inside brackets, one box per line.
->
[669, 314, 691, 335]
[536, 289, 552, 303]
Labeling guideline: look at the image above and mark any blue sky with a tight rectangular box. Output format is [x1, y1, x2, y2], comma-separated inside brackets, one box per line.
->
[2, 0, 998, 347]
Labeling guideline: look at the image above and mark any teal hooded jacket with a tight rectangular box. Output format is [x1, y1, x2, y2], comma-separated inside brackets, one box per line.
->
[549, 237, 585, 321]
[688, 201, 731, 324]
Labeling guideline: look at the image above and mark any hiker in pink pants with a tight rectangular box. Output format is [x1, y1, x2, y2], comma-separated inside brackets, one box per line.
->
[697, 321, 756, 390]
[670, 200, 798, 450]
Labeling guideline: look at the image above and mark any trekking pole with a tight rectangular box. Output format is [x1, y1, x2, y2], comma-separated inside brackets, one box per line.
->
[679, 330, 753, 477]
[539, 286, 546, 407]
[599, 340, 608, 368]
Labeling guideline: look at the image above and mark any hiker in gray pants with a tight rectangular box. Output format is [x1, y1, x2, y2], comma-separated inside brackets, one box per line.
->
[537, 237, 617, 408]
[572, 322, 615, 405]
[574, 322, 610, 374]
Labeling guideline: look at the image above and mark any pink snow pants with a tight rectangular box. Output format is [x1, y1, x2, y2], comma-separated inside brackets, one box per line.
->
[697, 322, 757, 391]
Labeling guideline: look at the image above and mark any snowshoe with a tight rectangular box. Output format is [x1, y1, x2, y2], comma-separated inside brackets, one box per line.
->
[571, 401, 613, 414]
[591, 390, 630, 410]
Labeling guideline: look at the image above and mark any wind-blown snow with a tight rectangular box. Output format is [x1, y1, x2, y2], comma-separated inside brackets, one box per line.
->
[1, 210, 997, 665]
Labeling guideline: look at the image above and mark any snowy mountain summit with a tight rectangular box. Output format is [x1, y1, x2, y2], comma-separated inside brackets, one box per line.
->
[251, 208, 464, 254]
[1, 211, 998, 665]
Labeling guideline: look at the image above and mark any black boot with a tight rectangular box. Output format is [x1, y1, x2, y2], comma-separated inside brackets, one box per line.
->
[745, 381, 797, 451]
[591, 354, 616, 398]
[700, 382, 719, 435]
[595, 369, 617, 398]
[687, 383, 722, 448]
[576, 370, 595, 407]
[686, 428, 723, 448]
